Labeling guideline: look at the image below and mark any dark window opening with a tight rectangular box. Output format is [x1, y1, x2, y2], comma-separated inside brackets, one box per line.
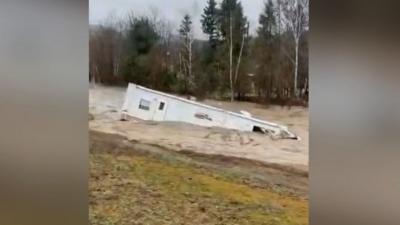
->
[252, 126, 266, 134]
[158, 102, 165, 110]
[139, 99, 150, 111]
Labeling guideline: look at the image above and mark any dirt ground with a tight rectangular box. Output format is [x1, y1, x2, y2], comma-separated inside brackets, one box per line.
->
[89, 85, 309, 172]
[90, 131, 308, 225]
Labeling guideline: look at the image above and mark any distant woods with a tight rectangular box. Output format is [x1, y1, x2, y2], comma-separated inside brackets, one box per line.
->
[89, 0, 309, 105]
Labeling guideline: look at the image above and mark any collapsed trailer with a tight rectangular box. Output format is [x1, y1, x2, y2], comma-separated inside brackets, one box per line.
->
[121, 83, 298, 140]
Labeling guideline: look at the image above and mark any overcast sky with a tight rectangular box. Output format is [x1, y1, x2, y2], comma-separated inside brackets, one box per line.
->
[89, 0, 264, 39]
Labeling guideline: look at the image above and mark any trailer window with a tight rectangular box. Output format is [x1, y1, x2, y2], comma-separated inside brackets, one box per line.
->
[158, 102, 165, 110]
[139, 99, 150, 111]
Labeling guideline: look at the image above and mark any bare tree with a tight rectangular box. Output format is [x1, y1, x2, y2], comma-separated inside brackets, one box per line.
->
[179, 14, 195, 94]
[234, 21, 249, 91]
[282, 0, 309, 98]
[229, 16, 249, 102]
[89, 11, 127, 86]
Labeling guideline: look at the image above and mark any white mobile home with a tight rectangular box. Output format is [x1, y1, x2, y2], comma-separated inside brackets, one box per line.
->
[121, 83, 298, 139]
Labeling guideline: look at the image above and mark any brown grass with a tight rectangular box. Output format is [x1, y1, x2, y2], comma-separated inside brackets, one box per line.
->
[89, 131, 308, 225]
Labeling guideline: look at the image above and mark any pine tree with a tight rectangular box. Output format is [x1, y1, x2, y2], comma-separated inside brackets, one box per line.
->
[219, 0, 247, 44]
[258, 0, 276, 41]
[123, 16, 159, 85]
[219, 0, 248, 101]
[255, 0, 278, 101]
[201, 0, 219, 49]
[199, 0, 221, 96]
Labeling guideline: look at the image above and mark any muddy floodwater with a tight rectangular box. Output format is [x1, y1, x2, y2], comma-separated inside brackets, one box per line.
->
[89, 85, 309, 172]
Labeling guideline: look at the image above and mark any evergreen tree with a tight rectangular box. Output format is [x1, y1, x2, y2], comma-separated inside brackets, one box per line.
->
[199, 0, 222, 96]
[258, 0, 276, 40]
[126, 17, 159, 55]
[201, 0, 219, 49]
[219, 0, 247, 46]
[255, 0, 278, 101]
[122, 16, 159, 85]
[179, 15, 193, 41]
[219, 0, 248, 101]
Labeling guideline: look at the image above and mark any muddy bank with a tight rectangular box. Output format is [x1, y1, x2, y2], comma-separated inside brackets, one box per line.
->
[90, 130, 308, 197]
[90, 130, 308, 225]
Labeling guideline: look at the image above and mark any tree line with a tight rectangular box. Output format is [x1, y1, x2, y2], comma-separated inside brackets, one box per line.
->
[89, 0, 309, 105]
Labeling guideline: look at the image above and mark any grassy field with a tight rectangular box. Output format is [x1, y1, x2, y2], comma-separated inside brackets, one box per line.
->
[90, 131, 308, 225]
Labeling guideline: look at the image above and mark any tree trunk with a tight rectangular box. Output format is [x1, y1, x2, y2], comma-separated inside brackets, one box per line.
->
[188, 37, 192, 92]
[91, 66, 99, 88]
[303, 77, 308, 99]
[234, 24, 246, 96]
[294, 38, 299, 98]
[229, 16, 234, 102]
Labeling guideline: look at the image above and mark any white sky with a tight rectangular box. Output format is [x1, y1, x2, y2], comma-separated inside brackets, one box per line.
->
[89, 0, 264, 39]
